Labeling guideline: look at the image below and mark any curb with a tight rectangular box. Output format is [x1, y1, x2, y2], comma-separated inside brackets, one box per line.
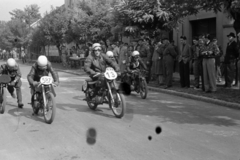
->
[147, 86, 240, 110]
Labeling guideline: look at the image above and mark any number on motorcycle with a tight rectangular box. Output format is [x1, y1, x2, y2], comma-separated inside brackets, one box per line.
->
[40, 76, 53, 85]
[104, 70, 117, 80]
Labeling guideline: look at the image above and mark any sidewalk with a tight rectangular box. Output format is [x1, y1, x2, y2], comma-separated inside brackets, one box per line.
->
[18, 60, 240, 110]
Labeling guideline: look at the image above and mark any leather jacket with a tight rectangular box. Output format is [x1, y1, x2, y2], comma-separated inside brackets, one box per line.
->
[27, 61, 59, 85]
[84, 53, 120, 76]
[0, 64, 21, 82]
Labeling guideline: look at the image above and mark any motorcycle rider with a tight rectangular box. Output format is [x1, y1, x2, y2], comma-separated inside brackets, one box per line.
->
[84, 43, 120, 80]
[106, 51, 118, 64]
[126, 50, 147, 90]
[0, 58, 24, 108]
[27, 55, 59, 109]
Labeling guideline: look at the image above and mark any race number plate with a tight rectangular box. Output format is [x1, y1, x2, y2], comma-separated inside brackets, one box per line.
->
[40, 76, 53, 85]
[104, 67, 117, 80]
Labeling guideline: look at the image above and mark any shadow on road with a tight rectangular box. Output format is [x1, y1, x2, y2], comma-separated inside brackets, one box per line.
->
[8, 107, 46, 123]
[57, 103, 116, 119]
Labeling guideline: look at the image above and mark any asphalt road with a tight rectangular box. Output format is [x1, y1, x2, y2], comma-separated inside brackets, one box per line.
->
[0, 62, 240, 160]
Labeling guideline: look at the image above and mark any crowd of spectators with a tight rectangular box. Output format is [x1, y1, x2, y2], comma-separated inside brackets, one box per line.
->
[59, 32, 240, 92]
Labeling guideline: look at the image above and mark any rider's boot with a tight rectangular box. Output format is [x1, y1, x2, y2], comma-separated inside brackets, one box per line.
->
[16, 87, 23, 108]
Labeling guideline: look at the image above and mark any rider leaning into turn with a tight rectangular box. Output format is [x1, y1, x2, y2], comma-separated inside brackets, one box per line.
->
[0, 58, 24, 108]
[84, 43, 120, 81]
[27, 55, 59, 98]
[126, 50, 147, 90]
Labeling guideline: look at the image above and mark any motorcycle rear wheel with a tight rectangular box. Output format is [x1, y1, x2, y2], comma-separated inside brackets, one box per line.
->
[0, 88, 6, 114]
[44, 93, 56, 124]
[139, 78, 148, 99]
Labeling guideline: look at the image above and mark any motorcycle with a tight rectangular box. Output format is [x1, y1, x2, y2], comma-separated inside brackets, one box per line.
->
[82, 67, 126, 118]
[31, 76, 57, 124]
[121, 69, 148, 99]
[0, 75, 11, 114]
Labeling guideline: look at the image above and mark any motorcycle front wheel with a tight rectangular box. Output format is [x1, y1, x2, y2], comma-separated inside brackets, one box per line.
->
[44, 92, 56, 124]
[0, 88, 6, 114]
[139, 78, 148, 99]
[31, 93, 40, 115]
[109, 90, 126, 118]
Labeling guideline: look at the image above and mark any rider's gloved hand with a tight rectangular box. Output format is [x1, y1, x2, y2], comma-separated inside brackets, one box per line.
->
[9, 81, 15, 86]
[53, 82, 59, 87]
[94, 72, 103, 77]
[33, 81, 39, 86]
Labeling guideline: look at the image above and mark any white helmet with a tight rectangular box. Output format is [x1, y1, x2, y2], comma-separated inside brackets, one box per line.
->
[92, 43, 101, 50]
[106, 51, 114, 57]
[37, 55, 48, 67]
[132, 50, 140, 57]
[7, 58, 16, 67]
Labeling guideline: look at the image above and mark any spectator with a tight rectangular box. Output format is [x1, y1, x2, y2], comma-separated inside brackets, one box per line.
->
[127, 45, 133, 58]
[237, 32, 240, 88]
[145, 38, 154, 83]
[224, 32, 238, 88]
[192, 37, 201, 90]
[21, 48, 26, 64]
[162, 38, 178, 89]
[131, 39, 138, 50]
[171, 40, 178, 72]
[212, 38, 223, 82]
[100, 41, 107, 53]
[106, 39, 113, 51]
[137, 38, 151, 66]
[82, 42, 90, 58]
[178, 36, 192, 88]
[200, 34, 219, 93]
[151, 41, 164, 85]
[112, 42, 120, 63]
[118, 43, 129, 72]
[61, 45, 68, 67]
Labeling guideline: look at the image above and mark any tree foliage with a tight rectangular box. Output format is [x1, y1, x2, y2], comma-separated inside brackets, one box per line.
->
[0, 4, 41, 50]
[113, 0, 240, 34]
[37, 6, 72, 54]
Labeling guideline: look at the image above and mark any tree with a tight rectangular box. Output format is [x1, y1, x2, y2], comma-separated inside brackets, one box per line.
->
[39, 6, 72, 55]
[68, 0, 120, 43]
[6, 4, 42, 49]
[113, 0, 240, 35]
[10, 4, 41, 27]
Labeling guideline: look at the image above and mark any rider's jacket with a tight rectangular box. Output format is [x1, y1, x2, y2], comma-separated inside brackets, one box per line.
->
[0, 64, 21, 81]
[126, 57, 147, 72]
[84, 53, 120, 76]
[27, 61, 59, 85]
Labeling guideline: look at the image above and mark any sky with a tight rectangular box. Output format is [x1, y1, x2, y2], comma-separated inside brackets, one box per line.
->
[0, 0, 64, 21]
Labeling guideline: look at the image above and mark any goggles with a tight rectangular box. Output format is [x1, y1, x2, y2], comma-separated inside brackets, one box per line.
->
[38, 65, 47, 70]
[93, 47, 101, 51]
[133, 55, 140, 58]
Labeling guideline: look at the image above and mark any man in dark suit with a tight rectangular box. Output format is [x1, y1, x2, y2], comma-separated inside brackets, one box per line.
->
[224, 32, 238, 88]
[178, 36, 192, 88]
[162, 38, 178, 89]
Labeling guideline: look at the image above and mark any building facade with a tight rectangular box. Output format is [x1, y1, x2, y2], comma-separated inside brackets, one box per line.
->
[173, 10, 235, 54]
